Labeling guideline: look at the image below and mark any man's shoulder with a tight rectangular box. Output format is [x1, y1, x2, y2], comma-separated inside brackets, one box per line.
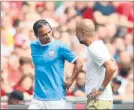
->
[88, 40, 106, 50]
[53, 39, 65, 47]
[54, 39, 63, 44]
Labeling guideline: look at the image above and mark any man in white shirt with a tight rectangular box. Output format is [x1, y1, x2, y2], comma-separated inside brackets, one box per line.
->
[76, 19, 117, 109]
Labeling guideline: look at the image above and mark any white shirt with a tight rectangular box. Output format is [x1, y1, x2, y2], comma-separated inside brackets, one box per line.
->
[85, 40, 113, 101]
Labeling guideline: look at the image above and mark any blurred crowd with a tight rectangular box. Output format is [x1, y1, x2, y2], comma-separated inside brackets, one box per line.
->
[1, 1, 133, 104]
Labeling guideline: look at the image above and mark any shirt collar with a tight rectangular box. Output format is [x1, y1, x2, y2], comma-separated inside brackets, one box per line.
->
[38, 38, 54, 46]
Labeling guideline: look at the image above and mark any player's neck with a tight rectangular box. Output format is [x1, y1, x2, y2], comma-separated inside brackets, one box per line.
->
[86, 35, 99, 46]
[39, 38, 54, 46]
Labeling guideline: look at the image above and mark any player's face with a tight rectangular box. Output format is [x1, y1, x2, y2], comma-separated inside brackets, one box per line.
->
[37, 24, 52, 44]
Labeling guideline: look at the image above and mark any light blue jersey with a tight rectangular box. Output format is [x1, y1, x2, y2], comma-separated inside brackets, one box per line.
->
[30, 39, 77, 100]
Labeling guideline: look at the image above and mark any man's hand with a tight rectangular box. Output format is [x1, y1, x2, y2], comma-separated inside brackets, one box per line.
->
[64, 79, 73, 90]
[88, 89, 103, 99]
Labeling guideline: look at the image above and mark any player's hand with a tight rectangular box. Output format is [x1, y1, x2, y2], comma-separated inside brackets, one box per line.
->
[65, 79, 73, 90]
[88, 89, 103, 99]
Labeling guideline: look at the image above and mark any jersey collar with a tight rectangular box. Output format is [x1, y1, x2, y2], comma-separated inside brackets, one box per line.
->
[38, 38, 54, 46]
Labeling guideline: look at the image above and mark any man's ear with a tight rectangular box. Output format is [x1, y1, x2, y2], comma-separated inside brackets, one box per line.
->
[83, 31, 86, 39]
[82, 31, 84, 36]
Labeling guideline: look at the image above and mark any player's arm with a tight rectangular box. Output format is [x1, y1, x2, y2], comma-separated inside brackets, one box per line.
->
[61, 43, 83, 90]
[65, 57, 83, 90]
[89, 57, 117, 99]
[101, 58, 117, 89]
[70, 57, 83, 83]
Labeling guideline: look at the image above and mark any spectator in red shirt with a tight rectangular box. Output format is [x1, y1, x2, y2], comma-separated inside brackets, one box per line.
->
[14, 74, 34, 95]
[7, 54, 22, 87]
[116, 2, 133, 33]
[1, 89, 5, 96]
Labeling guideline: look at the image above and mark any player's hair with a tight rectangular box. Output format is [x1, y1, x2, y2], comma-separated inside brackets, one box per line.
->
[33, 19, 52, 37]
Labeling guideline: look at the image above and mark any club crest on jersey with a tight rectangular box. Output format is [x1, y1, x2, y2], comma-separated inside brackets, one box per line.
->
[48, 50, 55, 57]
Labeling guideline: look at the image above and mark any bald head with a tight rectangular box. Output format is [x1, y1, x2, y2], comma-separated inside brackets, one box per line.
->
[76, 19, 97, 46]
[76, 19, 95, 33]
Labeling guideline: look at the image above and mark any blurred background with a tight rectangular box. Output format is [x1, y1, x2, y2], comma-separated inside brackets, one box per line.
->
[1, 1, 133, 109]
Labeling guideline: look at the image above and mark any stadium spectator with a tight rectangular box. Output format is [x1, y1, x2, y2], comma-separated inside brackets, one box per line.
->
[13, 74, 34, 95]
[73, 71, 85, 97]
[111, 77, 122, 95]
[19, 57, 34, 75]
[8, 90, 24, 104]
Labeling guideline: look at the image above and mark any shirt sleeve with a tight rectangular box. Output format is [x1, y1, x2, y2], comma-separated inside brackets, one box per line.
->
[60, 44, 78, 63]
[30, 42, 34, 56]
[89, 43, 111, 67]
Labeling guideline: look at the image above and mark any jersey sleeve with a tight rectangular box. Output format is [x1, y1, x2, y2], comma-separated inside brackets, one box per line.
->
[30, 41, 38, 56]
[60, 44, 78, 63]
[89, 43, 111, 67]
[30, 42, 34, 56]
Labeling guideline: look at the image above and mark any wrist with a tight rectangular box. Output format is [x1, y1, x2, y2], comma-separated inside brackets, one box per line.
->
[99, 86, 106, 92]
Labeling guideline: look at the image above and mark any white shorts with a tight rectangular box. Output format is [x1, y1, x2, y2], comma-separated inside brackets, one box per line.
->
[28, 98, 72, 109]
